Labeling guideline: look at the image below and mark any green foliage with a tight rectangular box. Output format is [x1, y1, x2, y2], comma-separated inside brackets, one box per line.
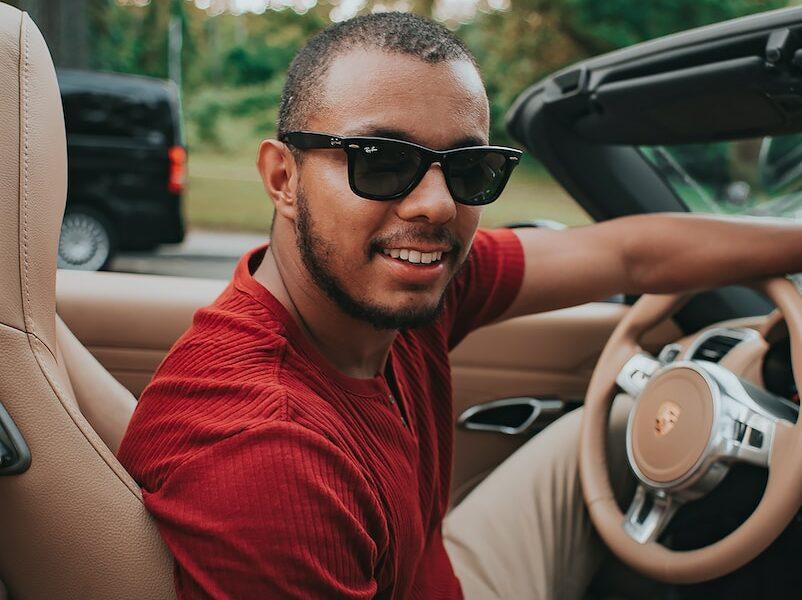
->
[88, 0, 145, 74]
[185, 79, 285, 151]
[87, 0, 789, 153]
[459, 0, 786, 143]
[562, 0, 787, 52]
[186, 89, 226, 147]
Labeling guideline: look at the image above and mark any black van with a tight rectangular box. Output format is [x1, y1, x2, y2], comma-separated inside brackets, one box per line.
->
[57, 69, 186, 271]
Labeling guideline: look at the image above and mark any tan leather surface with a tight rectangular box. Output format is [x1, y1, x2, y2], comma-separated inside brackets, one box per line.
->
[0, 6, 174, 597]
[0, 4, 24, 334]
[0, 325, 174, 598]
[57, 269, 227, 395]
[631, 367, 714, 483]
[56, 315, 137, 453]
[0, 4, 64, 356]
[719, 336, 768, 387]
[674, 315, 768, 358]
[450, 302, 680, 500]
[452, 303, 680, 373]
[580, 282, 802, 583]
[760, 309, 787, 343]
[675, 314, 772, 387]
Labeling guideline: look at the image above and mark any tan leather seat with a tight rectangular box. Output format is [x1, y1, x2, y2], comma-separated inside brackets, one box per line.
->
[0, 6, 174, 597]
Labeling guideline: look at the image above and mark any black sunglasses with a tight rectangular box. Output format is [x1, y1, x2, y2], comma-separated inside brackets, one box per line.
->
[279, 131, 523, 206]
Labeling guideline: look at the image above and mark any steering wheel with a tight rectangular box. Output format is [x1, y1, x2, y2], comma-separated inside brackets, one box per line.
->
[580, 278, 802, 584]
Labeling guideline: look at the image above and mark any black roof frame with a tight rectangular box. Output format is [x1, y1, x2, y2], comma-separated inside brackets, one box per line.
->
[506, 6, 802, 330]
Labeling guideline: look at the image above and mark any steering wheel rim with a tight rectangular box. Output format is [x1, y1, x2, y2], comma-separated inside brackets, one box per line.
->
[579, 278, 802, 584]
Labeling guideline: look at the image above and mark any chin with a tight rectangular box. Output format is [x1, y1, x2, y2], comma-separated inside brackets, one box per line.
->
[387, 290, 444, 313]
[344, 291, 447, 331]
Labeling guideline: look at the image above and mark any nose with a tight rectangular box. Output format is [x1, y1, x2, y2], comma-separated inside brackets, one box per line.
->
[394, 163, 457, 225]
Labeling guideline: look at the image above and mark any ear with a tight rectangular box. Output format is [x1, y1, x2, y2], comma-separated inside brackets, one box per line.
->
[256, 139, 299, 222]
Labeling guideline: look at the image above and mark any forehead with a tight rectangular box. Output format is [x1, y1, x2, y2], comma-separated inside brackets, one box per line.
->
[309, 48, 489, 149]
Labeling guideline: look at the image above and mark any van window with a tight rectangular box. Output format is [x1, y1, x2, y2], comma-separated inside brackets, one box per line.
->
[58, 72, 177, 145]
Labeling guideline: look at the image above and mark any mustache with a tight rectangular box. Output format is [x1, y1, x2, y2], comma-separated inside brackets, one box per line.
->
[370, 229, 461, 254]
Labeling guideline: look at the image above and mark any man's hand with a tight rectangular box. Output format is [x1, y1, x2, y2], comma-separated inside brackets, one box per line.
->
[501, 213, 802, 319]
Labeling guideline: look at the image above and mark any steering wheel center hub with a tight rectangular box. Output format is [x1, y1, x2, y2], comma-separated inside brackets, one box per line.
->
[629, 366, 715, 484]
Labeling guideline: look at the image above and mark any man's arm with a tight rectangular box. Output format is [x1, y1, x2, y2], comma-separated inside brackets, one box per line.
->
[501, 213, 802, 319]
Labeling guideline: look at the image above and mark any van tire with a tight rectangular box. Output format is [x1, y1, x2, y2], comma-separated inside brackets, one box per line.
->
[57, 207, 116, 271]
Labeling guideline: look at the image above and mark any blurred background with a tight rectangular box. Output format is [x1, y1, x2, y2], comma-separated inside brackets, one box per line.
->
[5, 0, 792, 276]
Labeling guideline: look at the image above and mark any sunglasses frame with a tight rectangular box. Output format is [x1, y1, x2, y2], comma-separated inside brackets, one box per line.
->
[279, 130, 523, 206]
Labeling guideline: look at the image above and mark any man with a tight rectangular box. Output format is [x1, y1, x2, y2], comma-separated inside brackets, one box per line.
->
[118, 12, 802, 599]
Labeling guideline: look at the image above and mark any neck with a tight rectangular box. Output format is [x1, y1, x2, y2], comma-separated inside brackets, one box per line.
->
[252, 238, 397, 380]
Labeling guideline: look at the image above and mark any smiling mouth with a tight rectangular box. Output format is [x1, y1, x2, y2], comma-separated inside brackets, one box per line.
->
[380, 247, 445, 265]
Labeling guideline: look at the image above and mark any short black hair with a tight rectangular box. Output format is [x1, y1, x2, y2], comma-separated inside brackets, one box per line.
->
[277, 11, 481, 137]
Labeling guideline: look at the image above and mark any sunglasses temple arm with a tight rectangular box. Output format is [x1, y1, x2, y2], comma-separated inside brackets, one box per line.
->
[282, 131, 345, 150]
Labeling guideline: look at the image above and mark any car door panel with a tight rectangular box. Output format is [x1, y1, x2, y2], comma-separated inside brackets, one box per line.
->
[449, 304, 681, 503]
[57, 270, 682, 505]
[56, 269, 226, 396]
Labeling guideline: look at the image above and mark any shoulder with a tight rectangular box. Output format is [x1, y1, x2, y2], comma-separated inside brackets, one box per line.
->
[162, 286, 291, 378]
[121, 334, 356, 493]
[437, 228, 525, 348]
[119, 287, 315, 486]
[448, 228, 523, 300]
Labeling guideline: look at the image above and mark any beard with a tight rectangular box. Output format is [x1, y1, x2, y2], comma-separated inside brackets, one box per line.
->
[294, 190, 458, 331]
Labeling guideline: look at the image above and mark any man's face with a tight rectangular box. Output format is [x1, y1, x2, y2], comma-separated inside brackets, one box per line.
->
[292, 48, 489, 330]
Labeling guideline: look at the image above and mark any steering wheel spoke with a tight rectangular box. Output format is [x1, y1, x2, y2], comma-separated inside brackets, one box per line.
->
[703, 362, 798, 469]
[616, 352, 661, 397]
[719, 399, 776, 468]
[622, 485, 681, 544]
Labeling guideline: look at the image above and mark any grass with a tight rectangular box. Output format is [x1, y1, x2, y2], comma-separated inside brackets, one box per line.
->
[183, 149, 591, 232]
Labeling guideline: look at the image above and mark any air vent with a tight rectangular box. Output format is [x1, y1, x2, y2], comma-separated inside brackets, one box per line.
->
[689, 328, 758, 363]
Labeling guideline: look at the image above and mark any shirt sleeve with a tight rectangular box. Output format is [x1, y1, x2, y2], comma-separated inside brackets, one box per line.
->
[445, 228, 525, 350]
[142, 421, 388, 599]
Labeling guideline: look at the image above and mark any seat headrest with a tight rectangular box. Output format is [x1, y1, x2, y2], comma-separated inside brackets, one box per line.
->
[0, 5, 66, 357]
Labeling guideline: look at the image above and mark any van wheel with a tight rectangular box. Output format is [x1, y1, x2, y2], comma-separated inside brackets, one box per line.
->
[57, 208, 115, 271]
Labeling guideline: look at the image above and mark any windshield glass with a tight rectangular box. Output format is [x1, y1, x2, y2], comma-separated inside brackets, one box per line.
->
[640, 133, 802, 221]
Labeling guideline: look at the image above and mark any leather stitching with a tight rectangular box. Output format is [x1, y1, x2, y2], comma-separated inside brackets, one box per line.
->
[30, 332, 145, 500]
[21, 14, 33, 341]
[16, 16, 144, 500]
[0, 315, 53, 352]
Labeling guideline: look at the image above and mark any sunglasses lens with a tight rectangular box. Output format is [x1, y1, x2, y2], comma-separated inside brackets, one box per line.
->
[446, 151, 509, 205]
[351, 140, 423, 198]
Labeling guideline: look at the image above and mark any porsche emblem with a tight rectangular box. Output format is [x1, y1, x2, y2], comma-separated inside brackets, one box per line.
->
[655, 401, 681, 436]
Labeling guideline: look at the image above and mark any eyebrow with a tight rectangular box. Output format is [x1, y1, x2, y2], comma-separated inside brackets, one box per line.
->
[344, 126, 488, 149]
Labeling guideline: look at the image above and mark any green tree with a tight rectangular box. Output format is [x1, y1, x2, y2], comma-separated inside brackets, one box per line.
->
[83, 0, 789, 150]
[458, 0, 787, 142]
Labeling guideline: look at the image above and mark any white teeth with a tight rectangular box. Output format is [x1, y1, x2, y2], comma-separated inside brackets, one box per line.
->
[381, 247, 446, 264]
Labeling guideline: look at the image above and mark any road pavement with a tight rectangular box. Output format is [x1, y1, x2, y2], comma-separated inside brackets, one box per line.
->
[110, 229, 267, 279]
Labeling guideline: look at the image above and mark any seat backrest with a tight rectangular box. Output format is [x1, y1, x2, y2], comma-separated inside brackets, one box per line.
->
[0, 6, 174, 598]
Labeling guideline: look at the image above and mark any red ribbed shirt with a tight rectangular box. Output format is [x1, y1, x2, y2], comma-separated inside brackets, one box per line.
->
[118, 228, 524, 599]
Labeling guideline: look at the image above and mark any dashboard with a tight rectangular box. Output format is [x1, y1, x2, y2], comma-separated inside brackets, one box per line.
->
[662, 313, 798, 406]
